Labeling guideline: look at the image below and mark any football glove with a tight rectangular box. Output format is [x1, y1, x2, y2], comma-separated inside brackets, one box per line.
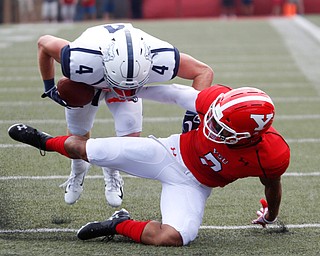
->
[182, 110, 200, 133]
[41, 86, 69, 108]
[252, 198, 277, 228]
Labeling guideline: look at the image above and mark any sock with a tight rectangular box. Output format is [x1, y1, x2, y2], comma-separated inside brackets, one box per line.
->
[46, 136, 71, 157]
[71, 159, 90, 176]
[115, 220, 150, 243]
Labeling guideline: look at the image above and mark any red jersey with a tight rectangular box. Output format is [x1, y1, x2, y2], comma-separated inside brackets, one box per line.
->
[180, 85, 290, 188]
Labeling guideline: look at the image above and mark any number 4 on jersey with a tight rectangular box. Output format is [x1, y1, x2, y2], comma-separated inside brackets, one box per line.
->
[76, 65, 93, 74]
[152, 65, 169, 75]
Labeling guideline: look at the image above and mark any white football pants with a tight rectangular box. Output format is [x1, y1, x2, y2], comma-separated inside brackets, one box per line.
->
[86, 134, 212, 245]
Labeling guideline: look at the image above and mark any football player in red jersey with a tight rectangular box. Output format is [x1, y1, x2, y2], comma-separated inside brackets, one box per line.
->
[37, 23, 213, 207]
[8, 83, 290, 246]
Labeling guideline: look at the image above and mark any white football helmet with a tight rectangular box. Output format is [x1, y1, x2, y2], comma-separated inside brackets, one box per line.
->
[102, 28, 152, 101]
[203, 87, 275, 145]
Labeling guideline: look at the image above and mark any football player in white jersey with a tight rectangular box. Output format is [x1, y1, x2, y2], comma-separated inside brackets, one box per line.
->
[37, 23, 213, 207]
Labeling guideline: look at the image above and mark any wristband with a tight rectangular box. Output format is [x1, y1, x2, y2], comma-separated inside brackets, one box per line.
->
[43, 79, 55, 92]
[262, 214, 277, 224]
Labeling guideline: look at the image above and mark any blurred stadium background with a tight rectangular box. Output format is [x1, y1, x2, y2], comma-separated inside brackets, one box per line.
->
[1, 0, 320, 24]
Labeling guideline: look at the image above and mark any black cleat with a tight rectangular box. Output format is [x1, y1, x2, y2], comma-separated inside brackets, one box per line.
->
[8, 123, 53, 154]
[77, 208, 131, 241]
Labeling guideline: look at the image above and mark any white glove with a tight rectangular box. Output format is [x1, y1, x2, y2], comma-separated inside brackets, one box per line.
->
[252, 199, 277, 228]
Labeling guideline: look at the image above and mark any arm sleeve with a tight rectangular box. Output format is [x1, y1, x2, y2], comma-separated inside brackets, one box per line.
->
[60, 45, 71, 78]
[137, 84, 199, 112]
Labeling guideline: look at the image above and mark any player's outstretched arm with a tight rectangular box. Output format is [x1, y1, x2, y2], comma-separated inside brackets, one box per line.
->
[38, 35, 70, 107]
[38, 35, 69, 80]
[252, 177, 282, 227]
[138, 84, 199, 112]
[177, 53, 213, 91]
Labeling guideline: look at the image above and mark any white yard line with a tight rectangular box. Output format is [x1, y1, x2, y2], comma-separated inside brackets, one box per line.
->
[270, 16, 320, 95]
[293, 16, 320, 43]
[0, 23, 73, 48]
[0, 172, 319, 181]
[200, 223, 320, 230]
[1, 223, 320, 234]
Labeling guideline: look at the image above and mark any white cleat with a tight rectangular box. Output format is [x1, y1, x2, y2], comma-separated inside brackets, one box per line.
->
[60, 173, 85, 205]
[104, 169, 124, 207]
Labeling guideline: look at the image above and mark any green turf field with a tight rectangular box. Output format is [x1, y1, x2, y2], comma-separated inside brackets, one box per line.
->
[1, 15, 320, 255]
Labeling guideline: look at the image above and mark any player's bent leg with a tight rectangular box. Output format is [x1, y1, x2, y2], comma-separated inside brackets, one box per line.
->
[77, 209, 183, 246]
[64, 102, 98, 202]
[64, 135, 88, 160]
[60, 130, 91, 205]
[106, 96, 142, 208]
[141, 221, 183, 246]
[103, 132, 140, 208]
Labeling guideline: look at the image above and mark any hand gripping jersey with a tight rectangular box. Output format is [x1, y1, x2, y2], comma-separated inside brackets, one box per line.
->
[180, 85, 290, 188]
[60, 23, 179, 89]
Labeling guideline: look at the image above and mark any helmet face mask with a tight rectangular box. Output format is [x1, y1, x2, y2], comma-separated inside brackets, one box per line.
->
[102, 29, 152, 101]
[109, 87, 141, 102]
[203, 95, 251, 144]
[203, 87, 275, 145]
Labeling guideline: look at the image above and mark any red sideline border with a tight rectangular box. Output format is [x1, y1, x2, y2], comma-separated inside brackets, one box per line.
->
[143, 0, 320, 19]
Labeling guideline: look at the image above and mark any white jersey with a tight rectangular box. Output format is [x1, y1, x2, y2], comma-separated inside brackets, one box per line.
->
[61, 23, 180, 89]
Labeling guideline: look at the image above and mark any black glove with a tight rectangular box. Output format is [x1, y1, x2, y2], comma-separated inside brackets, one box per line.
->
[182, 110, 200, 133]
[41, 86, 69, 108]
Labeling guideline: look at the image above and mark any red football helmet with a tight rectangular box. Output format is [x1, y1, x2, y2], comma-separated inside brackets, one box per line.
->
[203, 87, 275, 145]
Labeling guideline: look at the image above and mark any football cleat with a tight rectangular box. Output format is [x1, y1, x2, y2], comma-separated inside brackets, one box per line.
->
[103, 168, 124, 207]
[77, 209, 131, 240]
[8, 123, 52, 155]
[60, 171, 87, 205]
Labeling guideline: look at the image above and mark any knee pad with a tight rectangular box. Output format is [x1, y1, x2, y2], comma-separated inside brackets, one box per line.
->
[114, 112, 142, 136]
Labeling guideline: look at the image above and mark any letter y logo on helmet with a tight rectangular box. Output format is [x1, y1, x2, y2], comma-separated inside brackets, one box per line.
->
[250, 114, 274, 131]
